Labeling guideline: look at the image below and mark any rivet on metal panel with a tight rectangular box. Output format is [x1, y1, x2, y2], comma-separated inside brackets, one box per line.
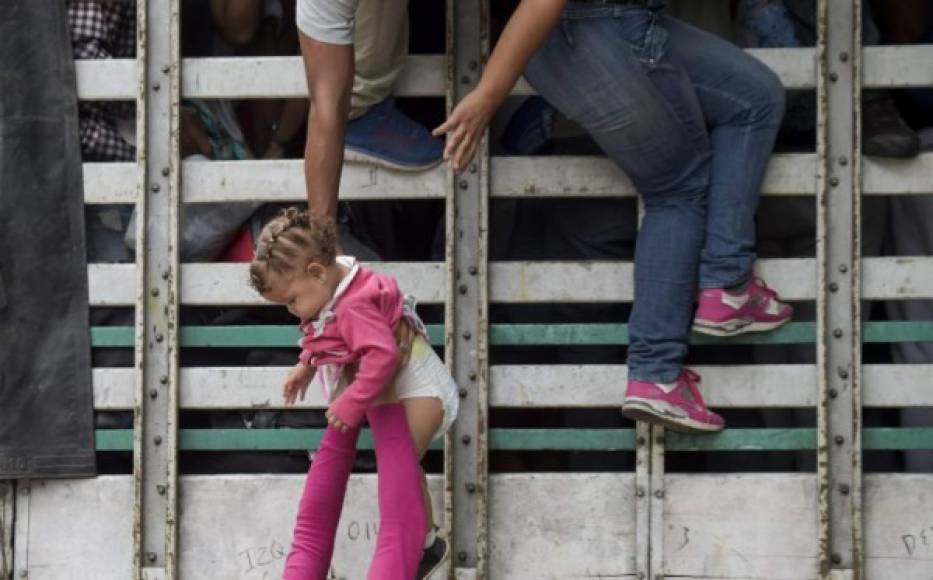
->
[829, 72, 838, 82]
[838, 155, 848, 166]
[831, 553, 842, 565]
[151, 183, 161, 193]
[161, 269, 170, 280]
[154, 436, 163, 446]
[838, 367, 849, 379]
[469, 164, 477, 174]
[160, 375, 169, 384]
[839, 483, 850, 495]
[637, 436, 646, 446]
[462, 331, 471, 340]
[835, 435, 845, 445]
[636, 487, 645, 497]
[147, 552, 157, 563]
[459, 180, 469, 190]
[829, 176, 840, 187]
[161, 166, 170, 177]
[19, 570, 27, 579]
[838, 264, 848, 274]
[829, 282, 839, 293]
[152, 82, 161, 91]
[458, 551, 468, 562]
[458, 284, 468, 295]
[829, 388, 839, 399]
[149, 389, 158, 399]
[162, 65, 170, 74]
[654, 489, 664, 499]
[466, 483, 476, 493]
[157, 485, 167, 496]
[459, 388, 468, 398]
[833, 328, 843, 338]
[468, 372, 477, 381]
[839, 52, 849, 62]
[151, 287, 160, 297]
[462, 435, 472, 445]
[155, 333, 165, 343]
[468, 265, 478, 275]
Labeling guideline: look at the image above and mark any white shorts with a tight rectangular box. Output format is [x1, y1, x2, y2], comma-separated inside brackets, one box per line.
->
[391, 335, 460, 441]
[328, 336, 459, 441]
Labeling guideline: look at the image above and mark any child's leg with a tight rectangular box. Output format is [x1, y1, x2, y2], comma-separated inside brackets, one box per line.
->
[366, 402, 428, 580]
[283, 424, 361, 580]
[402, 396, 444, 538]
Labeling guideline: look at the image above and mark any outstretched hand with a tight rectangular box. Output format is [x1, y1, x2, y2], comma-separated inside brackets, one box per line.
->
[282, 362, 314, 406]
[433, 88, 497, 173]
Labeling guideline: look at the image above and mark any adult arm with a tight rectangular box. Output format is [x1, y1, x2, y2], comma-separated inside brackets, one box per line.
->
[433, 0, 566, 171]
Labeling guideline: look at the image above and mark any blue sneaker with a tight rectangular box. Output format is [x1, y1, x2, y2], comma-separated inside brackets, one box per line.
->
[344, 98, 443, 171]
[501, 96, 556, 155]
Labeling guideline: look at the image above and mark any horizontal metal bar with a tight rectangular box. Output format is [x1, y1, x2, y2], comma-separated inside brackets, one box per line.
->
[76, 50, 816, 102]
[82, 154, 933, 204]
[91, 363, 933, 411]
[94, 428, 933, 452]
[75, 59, 136, 100]
[89, 321, 933, 347]
[88, 257, 933, 307]
[863, 45, 933, 88]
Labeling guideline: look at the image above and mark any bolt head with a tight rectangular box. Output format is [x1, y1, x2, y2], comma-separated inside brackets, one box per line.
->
[462, 331, 471, 340]
[458, 284, 468, 295]
[468, 372, 477, 381]
[839, 264, 848, 274]
[151, 287, 160, 297]
[829, 176, 840, 187]
[834, 435, 845, 445]
[458, 388, 468, 398]
[654, 489, 664, 499]
[831, 553, 842, 565]
[151, 183, 161, 193]
[147, 552, 157, 563]
[833, 328, 844, 338]
[462, 435, 471, 444]
[149, 389, 158, 399]
[829, 282, 839, 293]
[154, 436, 162, 445]
[829, 388, 839, 398]
[458, 551, 468, 562]
[465, 482, 476, 493]
[468, 265, 478, 275]
[829, 72, 839, 82]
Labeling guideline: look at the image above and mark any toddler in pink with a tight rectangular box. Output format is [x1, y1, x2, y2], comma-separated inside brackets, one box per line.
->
[250, 208, 458, 579]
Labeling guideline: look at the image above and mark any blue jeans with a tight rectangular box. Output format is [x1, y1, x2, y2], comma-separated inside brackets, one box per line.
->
[525, 4, 784, 382]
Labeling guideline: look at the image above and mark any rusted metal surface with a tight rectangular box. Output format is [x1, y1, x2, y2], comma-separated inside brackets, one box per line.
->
[816, 0, 863, 577]
[448, 1, 490, 578]
[133, 0, 181, 578]
[0, 482, 11, 578]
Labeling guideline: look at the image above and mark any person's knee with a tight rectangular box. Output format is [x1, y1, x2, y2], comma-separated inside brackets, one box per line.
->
[751, 65, 786, 126]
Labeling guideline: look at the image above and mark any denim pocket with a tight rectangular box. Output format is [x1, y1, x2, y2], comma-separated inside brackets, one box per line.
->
[560, 5, 667, 66]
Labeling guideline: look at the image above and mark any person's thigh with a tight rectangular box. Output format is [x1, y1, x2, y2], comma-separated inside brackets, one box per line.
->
[662, 15, 784, 129]
[401, 397, 443, 458]
[525, 7, 711, 200]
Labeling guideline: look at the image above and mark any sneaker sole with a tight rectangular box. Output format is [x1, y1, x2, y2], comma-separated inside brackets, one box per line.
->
[692, 316, 791, 337]
[344, 148, 443, 172]
[621, 399, 724, 433]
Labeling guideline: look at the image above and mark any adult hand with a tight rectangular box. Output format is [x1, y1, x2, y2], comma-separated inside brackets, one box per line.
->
[433, 88, 497, 173]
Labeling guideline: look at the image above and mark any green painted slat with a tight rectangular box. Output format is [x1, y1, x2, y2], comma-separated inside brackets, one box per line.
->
[862, 428, 933, 450]
[90, 321, 933, 348]
[666, 428, 816, 451]
[488, 429, 636, 451]
[95, 429, 134, 451]
[94, 427, 933, 452]
[91, 326, 135, 347]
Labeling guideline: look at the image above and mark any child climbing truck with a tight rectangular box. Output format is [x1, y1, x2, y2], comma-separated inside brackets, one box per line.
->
[249, 207, 458, 579]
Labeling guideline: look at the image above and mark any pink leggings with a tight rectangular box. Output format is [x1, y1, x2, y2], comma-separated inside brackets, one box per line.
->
[282, 403, 427, 579]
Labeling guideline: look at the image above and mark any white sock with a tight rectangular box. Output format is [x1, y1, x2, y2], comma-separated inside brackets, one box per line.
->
[423, 525, 438, 549]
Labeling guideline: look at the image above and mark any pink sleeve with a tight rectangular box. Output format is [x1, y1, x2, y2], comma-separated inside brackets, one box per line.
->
[326, 303, 399, 428]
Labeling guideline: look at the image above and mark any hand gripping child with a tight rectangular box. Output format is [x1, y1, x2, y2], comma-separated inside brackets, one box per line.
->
[249, 207, 459, 580]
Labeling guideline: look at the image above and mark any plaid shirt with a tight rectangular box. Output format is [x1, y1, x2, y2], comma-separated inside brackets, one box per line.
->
[68, 1, 136, 162]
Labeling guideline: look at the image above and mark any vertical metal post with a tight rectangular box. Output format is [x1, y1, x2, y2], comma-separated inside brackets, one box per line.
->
[446, 0, 490, 578]
[816, 1, 862, 578]
[133, 0, 181, 578]
[1, 482, 12, 578]
[648, 425, 666, 580]
[633, 422, 651, 580]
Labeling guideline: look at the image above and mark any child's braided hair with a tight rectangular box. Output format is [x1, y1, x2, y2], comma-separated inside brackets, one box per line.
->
[248, 207, 337, 293]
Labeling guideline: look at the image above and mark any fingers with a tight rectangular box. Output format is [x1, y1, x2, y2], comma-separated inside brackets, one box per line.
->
[432, 116, 455, 137]
[453, 129, 478, 171]
[325, 410, 349, 432]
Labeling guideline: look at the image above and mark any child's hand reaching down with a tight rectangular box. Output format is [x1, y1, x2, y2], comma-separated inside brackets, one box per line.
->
[283, 363, 315, 405]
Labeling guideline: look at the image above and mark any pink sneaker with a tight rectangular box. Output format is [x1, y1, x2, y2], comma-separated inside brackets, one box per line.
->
[692, 276, 793, 337]
[622, 369, 725, 433]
